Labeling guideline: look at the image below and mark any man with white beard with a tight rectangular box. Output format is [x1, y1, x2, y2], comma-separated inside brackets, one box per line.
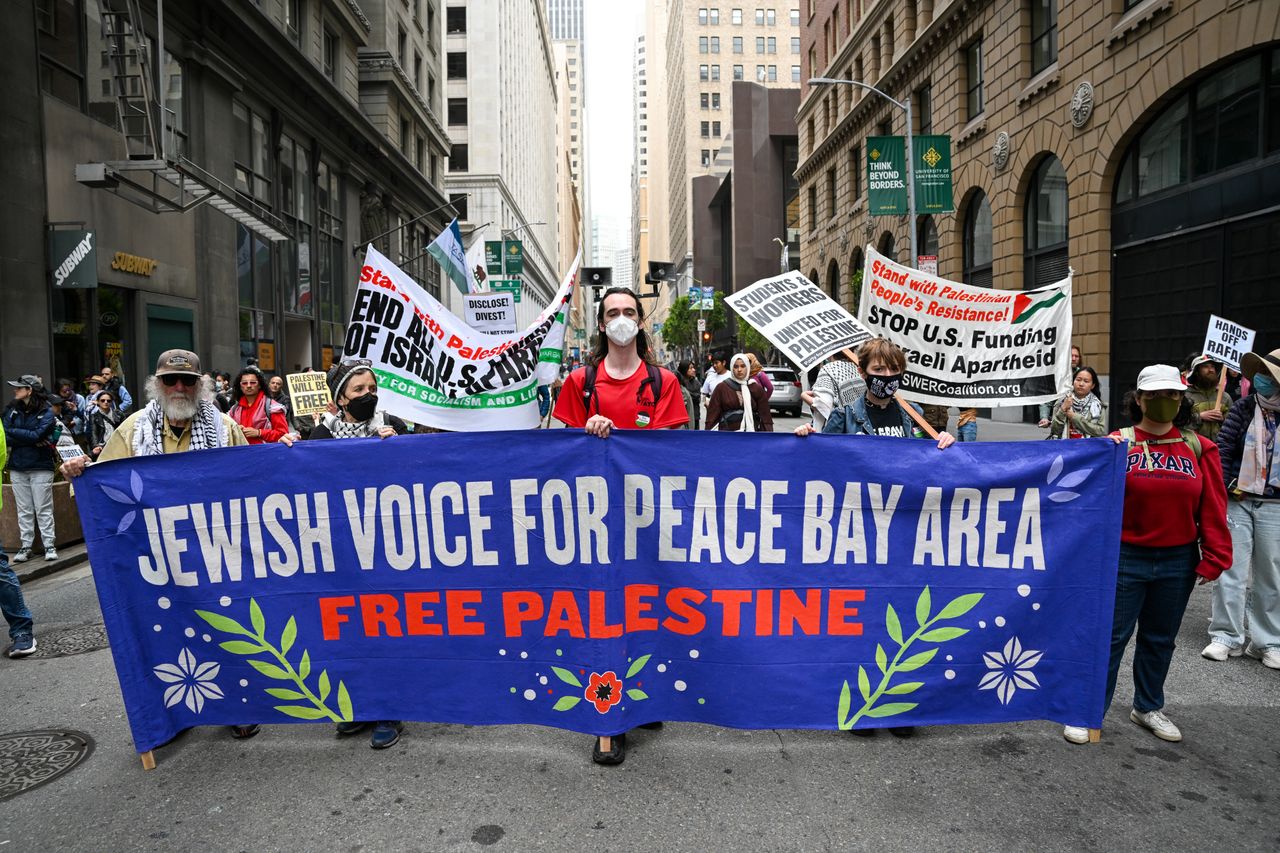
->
[61, 349, 263, 738]
[61, 350, 256, 474]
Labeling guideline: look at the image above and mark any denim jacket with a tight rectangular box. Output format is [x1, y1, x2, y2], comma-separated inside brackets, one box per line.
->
[822, 396, 924, 437]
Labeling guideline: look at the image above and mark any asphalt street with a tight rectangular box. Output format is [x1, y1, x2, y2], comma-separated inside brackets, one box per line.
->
[2, 417, 1276, 852]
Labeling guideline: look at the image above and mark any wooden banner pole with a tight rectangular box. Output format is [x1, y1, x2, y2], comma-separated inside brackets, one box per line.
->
[140, 750, 156, 770]
[1088, 728, 1101, 744]
[840, 347, 940, 440]
[1213, 364, 1228, 410]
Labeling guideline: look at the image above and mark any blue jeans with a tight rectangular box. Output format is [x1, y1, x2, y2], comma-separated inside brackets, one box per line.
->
[957, 421, 978, 442]
[1105, 542, 1198, 714]
[0, 546, 34, 640]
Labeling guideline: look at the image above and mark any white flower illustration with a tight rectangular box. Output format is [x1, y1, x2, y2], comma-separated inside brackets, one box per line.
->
[978, 637, 1042, 705]
[153, 648, 224, 713]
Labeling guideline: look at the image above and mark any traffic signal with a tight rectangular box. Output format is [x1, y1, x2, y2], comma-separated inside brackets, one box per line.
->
[702, 331, 712, 343]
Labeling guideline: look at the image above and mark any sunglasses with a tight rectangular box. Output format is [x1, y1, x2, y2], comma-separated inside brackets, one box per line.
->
[161, 374, 199, 387]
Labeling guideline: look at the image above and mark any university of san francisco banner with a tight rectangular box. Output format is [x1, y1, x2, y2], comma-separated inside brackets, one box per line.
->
[859, 246, 1073, 406]
[345, 246, 577, 431]
[78, 432, 1124, 754]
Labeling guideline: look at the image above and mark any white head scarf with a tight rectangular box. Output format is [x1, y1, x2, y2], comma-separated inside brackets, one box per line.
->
[727, 353, 756, 432]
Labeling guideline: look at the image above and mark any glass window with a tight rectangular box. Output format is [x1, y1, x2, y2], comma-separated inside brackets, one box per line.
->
[700, 36, 709, 54]
[790, 9, 800, 26]
[233, 101, 271, 203]
[963, 192, 993, 288]
[700, 64, 709, 81]
[1269, 47, 1280, 153]
[733, 64, 744, 80]
[1024, 156, 1069, 288]
[767, 65, 777, 81]
[791, 36, 800, 54]
[1137, 94, 1188, 196]
[447, 52, 467, 79]
[701, 121, 710, 137]
[917, 84, 932, 134]
[756, 36, 765, 52]
[701, 149, 711, 166]
[1030, 0, 1057, 76]
[710, 9, 720, 24]
[448, 97, 468, 125]
[713, 121, 721, 136]
[711, 36, 720, 53]
[1192, 55, 1261, 176]
[732, 8, 743, 25]
[323, 27, 338, 81]
[767, 9, 775, 25]
[711, 64, 720, 81]
[827, 169, 836, 218]
[768, 37, 776, 54]
[446, 7, 466, 34]
[733, 36, 743, 53]
[711, 92, 720, 108]
[38, 0, 85, 109]
[699, 8, 708, 25]
[965, 39, 983, 119]
[449, 143, 468, 171]
[701, 92, 709, 108]
[791, 65, 801, 83]
[849, 144, 861, 200]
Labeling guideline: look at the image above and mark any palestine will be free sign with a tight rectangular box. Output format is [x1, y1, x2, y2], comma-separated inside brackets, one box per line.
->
[858, 246, 1072, 407]
[344, 246, 577, 431]
[78, 431, 1123, 754]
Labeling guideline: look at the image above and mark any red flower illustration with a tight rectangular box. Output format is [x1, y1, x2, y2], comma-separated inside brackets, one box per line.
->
[585, 671, 623, 714]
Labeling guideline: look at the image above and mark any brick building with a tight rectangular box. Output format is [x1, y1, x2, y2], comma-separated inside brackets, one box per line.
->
[796, 0, 1280, 417]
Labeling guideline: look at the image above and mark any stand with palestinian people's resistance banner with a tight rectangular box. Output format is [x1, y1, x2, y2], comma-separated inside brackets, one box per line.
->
[858, 246, 1072, 406]
[77, 431, 1125, 762]
[343, 245, 577, 431]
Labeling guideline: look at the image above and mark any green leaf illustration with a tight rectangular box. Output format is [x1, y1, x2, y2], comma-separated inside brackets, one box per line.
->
[626, 654, 651, 678]
[885, 603, 903, 646]
[919, 626, 968, 642]
[198, 601, 353, 724]
[936, 592, 984, 621]
[884, 681, 924, 695]
[248, 659, 293, 680]
[281, 616, 297, 655]
[838, 681, 852, 727]
[275, 705, 330, 720]
[837, 589, 984, 730]
[915, 586, 932, 628]
[219, 640, 265, 655]
[337, 681, 353, 722]
[551, 666, 583, 687]
[626, 689, 649, 701]
[552, 696, 582, 711]
[896, 648, 939, 672]
[194, 609, 252, 637]
[249, 599, 266, 637]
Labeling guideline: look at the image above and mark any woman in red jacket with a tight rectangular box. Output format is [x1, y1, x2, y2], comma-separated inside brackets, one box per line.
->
[227, 366, 292, 445]
[1063, 364, 1230, 745]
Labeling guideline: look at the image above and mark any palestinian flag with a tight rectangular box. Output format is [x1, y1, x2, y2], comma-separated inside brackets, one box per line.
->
[1011, 290, 1066, 324]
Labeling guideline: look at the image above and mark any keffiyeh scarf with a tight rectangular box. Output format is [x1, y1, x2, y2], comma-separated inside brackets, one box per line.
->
[133, 399, 227, 456]
[320, 410, 387, 439]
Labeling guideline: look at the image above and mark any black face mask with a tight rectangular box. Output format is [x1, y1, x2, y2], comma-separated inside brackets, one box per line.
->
[344, 392, 378, 421]
[866, 372, 904, 399]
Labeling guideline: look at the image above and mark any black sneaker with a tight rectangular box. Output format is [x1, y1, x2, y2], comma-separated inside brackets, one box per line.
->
[7, 635, 36, 658]
[370, 721, 404, 749]
[230, 725, 260, 739]
[336, 721, 371, 737]
[591, 733, 626, 765]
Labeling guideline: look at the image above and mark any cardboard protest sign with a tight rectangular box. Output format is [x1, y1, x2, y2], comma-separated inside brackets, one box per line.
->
[78, 431, 1124, 754]
[1201, 315, 1255, 371]
[286, 371, 332, 418]
[725, 271, 873, 371]
[345, 246, 576, 431]
[464, 292, 517, 336]
[858, 246, 1072, 406]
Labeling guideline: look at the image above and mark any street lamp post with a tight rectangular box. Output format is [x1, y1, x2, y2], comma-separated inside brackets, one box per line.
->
[809, 77, 917, 270]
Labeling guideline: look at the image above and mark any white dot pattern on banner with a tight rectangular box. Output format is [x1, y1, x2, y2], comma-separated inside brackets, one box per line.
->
[184, 628, 195, 638]
[523, 689, 536, 700]
[539, 676, 548, 685]
[219, 595, 231, 607]
[202, 634, 212, 643]
[674, 680, 687, 692]
[1033, 603, 1041, 611]
[152, 625, 161, 632]
[946, 655, 953, 661]
[239, 679, 248, 687]
[689, 650, 700, 659]
[657, 663, 667, 673]
[1017, 584, 1031, 597]
[520, 651, 528, 659]
[157, 597, 171, 609]
[499, 649, 506, 656]
[944, 670, 956, 680]
[978, 621, 987, 628]
[995, 616, 1006, 627]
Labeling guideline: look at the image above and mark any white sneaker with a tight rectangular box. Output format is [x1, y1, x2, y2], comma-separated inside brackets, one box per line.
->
[1130, 709, 1182, 742]
[12, 549, 30, 563]
[43, 549, 58, 561]
[1062, 725, 1090, 744]
[1201, 641, 1242, 661]
[1245, 644, 1280, 670]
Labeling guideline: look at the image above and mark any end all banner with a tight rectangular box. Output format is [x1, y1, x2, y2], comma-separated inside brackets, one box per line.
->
[77, 431, 1125, 755]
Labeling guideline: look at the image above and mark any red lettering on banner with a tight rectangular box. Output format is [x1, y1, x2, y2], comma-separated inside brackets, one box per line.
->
[778, 589, 822, 636]
[404, 592, 443, 636]
[319, 595, 355, 640]
[661, 588, 708, 635]
[544, 590, 587, 638]
[625, 584, 660, 632]
[445, 590, 485, 636]
[503, 590, 545, 637]
[711, 589, 753, 637]
[361, 594, 403, 637]
[827, 589, 865, 636]
[588, 590, 623, 638]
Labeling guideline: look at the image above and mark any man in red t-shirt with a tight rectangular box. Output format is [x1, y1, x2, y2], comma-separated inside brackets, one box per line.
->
[552, 286, 686, 766]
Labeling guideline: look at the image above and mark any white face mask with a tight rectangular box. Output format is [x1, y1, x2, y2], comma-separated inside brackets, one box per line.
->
[604, 316, 639, 347]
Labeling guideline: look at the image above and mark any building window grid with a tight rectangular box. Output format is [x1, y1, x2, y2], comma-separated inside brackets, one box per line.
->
[323, 27, 338, 81]
[965, 38, 984, 119]
[1030, 0, 1058, 76]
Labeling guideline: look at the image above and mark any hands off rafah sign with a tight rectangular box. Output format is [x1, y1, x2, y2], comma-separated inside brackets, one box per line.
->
[1201, 315, 1255, 371]
[858, 246, 1072, 407]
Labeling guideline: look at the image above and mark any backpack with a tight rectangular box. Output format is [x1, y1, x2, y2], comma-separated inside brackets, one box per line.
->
[582, 363, 664, 420]
[1119, 426, 1202, 472]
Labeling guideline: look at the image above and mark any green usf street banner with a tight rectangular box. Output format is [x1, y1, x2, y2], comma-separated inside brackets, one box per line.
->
[491, 280, 523, 303]
[504, 240, 524, 274]
[485, 242, 504, 276]
[913, 135, 954, 213]
[867, 136, 908, 215]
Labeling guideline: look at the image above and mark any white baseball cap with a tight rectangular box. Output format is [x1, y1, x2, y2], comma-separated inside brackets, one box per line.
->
[1136, 364, 1188, 392]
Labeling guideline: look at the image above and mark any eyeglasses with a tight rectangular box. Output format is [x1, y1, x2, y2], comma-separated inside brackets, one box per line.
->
[339, 357, 373, 368]
[161, 374, 199, 387]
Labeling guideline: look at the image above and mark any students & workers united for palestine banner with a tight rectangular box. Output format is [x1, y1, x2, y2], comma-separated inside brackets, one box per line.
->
[858, 246, 1072, 407]
[78, 432, 1123, 754]
[344, 246, 577, 431]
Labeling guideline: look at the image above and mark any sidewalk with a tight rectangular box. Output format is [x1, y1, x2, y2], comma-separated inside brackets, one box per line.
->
[11, 541, 90, 583]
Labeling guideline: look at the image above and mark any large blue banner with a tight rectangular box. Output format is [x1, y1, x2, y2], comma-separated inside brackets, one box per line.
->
[76, 432, 1125, 753]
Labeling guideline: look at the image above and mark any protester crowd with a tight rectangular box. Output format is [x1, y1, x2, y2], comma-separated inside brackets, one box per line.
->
[3, 284, 1277, 765]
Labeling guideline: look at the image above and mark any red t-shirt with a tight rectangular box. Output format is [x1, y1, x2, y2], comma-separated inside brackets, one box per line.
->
[553, 363, 688, 430]
[1114, 426, 1231, 580]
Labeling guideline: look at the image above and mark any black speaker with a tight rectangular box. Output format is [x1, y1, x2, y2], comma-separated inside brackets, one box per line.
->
[648, 261, 677, 282]
[583, 267, 613, 287]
